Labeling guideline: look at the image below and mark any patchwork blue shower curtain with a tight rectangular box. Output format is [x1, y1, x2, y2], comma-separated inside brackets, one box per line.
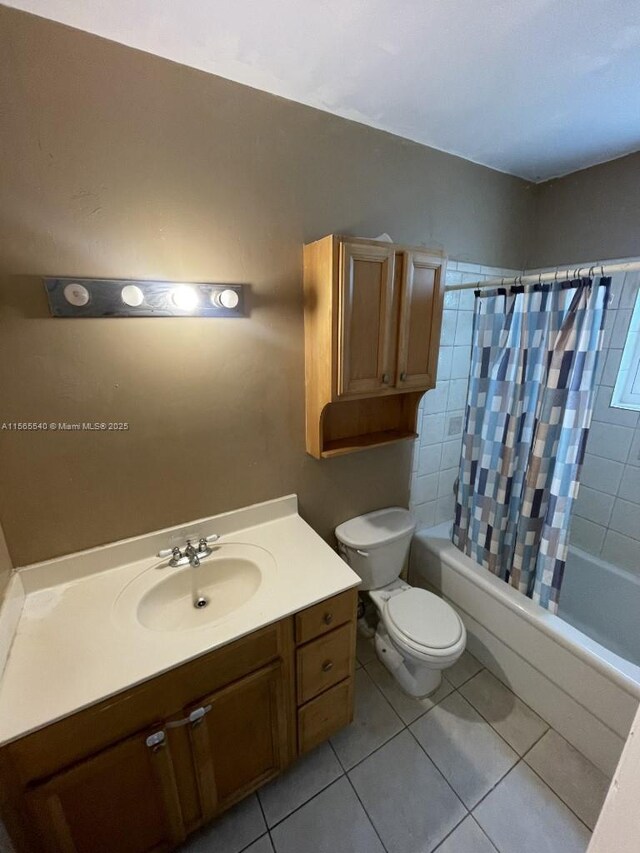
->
[452, 278, 610, 613]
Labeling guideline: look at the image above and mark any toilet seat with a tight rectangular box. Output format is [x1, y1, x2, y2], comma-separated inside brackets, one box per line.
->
[381, 588, 466, 664]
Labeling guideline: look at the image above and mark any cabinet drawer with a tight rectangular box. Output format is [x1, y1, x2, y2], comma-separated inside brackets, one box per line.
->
[298, 679, 353, 755]
[296, 623, 354, 705]
[295, 589, 357, 644]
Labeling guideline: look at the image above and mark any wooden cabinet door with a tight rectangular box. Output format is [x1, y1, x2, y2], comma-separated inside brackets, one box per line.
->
[396, 251, 445, 389]
[25, 727, 185, 853]
[337, 242, 396, 397]
[189, 661, 289, 820]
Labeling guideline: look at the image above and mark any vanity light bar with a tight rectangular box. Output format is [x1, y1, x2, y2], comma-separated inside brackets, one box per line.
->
[43, 277, 247, 318]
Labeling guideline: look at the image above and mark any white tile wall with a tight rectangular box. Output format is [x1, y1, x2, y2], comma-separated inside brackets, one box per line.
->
[409, 261, 520, 529]
[571, 269, 640, 571]
[410, 262, 640, 578]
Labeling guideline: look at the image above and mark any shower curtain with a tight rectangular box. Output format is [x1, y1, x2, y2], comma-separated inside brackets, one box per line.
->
[452, 277, 610, 613]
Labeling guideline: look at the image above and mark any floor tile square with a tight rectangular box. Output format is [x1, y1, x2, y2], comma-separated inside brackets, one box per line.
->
[460, 669, 548, 755]
[525, 729, 610, 830]
[270, 777, 384, 853]
[445, 650, 483, 687]
[356, 633, 377, 666]
[434, 816, 497, 852]
[410, 692, 518, 808]
[474, 762, 591, 853]
[180, 794, 266, 853]
[331, 668, 403, 770]
[258, 742, 343, 827]
[349, 730, 466, 853]
[365, 658, 454, 724]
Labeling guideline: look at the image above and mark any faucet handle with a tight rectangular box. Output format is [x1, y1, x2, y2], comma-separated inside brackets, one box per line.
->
[158, 546, 183, 559]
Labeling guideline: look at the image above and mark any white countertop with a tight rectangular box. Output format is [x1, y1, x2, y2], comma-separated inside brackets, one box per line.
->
[0, 495, 360, 746]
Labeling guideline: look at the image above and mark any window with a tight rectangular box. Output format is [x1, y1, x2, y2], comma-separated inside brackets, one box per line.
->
[612, 289, 640, 411]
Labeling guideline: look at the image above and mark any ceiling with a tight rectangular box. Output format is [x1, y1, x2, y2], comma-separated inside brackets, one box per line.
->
[5, 0, 640, 181]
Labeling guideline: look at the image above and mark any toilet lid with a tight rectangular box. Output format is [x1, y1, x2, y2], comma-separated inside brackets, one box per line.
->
[385, 588, 462, 650]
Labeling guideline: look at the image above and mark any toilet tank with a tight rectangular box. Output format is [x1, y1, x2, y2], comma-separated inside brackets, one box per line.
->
[335, 507, 416, 590]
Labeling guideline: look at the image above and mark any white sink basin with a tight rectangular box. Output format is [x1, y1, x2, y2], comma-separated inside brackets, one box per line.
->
[114, 543, 275, 631]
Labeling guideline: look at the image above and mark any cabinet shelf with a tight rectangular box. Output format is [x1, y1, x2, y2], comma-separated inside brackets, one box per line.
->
[321, 429, 418, 458]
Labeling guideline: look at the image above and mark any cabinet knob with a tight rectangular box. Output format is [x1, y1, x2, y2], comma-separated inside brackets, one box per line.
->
[382, 374, 390, 384]
[400, 372, 407, 381]
[322, 660, 334, 672]
[323, 612, 333, 625]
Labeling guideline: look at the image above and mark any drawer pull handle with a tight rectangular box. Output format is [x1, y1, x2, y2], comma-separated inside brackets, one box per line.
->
[323, 612, 333, 625]
[166, 705, 212, 729]
[322, 660, 334, 672]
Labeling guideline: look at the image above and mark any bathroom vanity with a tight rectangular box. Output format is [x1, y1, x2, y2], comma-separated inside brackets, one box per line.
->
[0, 496, 359, 852]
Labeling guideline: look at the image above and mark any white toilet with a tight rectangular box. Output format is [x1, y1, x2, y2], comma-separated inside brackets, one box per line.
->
[336, 507, 466, 697]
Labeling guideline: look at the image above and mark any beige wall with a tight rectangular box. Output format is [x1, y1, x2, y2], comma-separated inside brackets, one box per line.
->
[531, 152, 640, 267]
[0, 7, 534, 566]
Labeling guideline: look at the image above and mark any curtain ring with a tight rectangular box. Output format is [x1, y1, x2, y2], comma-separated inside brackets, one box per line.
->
[600, 264, 605, 277]
[554, 268, 559, 283]
[538, 273, 543, 286]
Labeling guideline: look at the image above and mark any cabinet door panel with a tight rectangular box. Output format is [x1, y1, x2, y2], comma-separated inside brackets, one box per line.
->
[189, 661, 288, 819]
[397, 252, 445, 389]
[25, 727, 184, 853]
[338, 243, 396, 396]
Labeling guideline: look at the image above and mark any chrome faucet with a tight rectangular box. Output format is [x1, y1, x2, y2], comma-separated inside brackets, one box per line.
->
[157, 534, 220, 568]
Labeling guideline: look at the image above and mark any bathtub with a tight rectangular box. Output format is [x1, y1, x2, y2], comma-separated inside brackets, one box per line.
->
[410, 522, 640, 775]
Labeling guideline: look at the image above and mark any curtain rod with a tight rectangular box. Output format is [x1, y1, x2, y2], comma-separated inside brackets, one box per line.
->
[445, 259, 640, 292]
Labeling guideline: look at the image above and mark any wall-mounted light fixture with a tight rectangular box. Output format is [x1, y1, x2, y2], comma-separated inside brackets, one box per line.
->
[44, 278, 247, 318]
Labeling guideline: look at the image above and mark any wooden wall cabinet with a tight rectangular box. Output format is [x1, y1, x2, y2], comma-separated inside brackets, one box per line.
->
[303, 234, 446, 458]
[0, 589, 357, 853]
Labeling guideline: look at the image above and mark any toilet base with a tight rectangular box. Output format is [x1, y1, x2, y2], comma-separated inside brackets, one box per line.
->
[374, 628, 442, 697]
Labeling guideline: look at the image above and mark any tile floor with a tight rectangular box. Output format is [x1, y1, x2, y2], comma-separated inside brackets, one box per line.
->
[180, 646, 611, 853]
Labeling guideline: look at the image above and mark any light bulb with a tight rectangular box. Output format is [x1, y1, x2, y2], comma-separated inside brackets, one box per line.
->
[63, 283, 90, 307]
[211, 288, 239, 309]
[121, 285, 144, 307]
[171, 286, 199, 311]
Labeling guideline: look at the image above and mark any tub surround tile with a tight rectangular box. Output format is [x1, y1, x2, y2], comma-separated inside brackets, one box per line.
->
[451, 345, 472, 379]
[434, 816, 498, 853]
[525, 730, 610, 831]
[474, 762, 591, 853]
[444, 650, 483, 687]
[619, 273, 640, 309]
[414, 472, 439, 504]
[618, 466, 640, 503]
[446, 411, 465, 439]
[454, 311, 474, 346]
[441, 439, 462, 471]
[349, 730, 466, 853]
[412, 501, 437, 529]
[365, 658, 453, 725]
[580, 454, 624, 495]
[258, 743, 342, 828]
[573, 486, 615, 527]
[270, 777, 385, 853]
[600, 530, 639, 574]
[627, 430, 640, 466]
[438, 467, 458, 499]
[410, 692, 518, 809]
[600, 348, 623, 387]
[438, 346, 453, 380]
[447, 377, 468, 410]
[422, 413, 446, 446]
[330, 668, 403, 770]
[181, 794, 265, 853]
[609, 498, 640, 540]
[612, 308, 632, 341]
[435, 495, 455, 524]
[419, 444, 443, 475]
[460, 670, 548, 755]
[569, 516, 607, 555]
[441, 311, 457, 346]
[424, 382, 449, 415]
[593, 385, 639, 428]
[586, 422, 634, 463]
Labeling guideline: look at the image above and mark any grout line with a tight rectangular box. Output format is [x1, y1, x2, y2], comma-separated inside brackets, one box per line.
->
[520, 758, 595, 834]
[343, 770, 391, 853]
[468, 815, 500, 852]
